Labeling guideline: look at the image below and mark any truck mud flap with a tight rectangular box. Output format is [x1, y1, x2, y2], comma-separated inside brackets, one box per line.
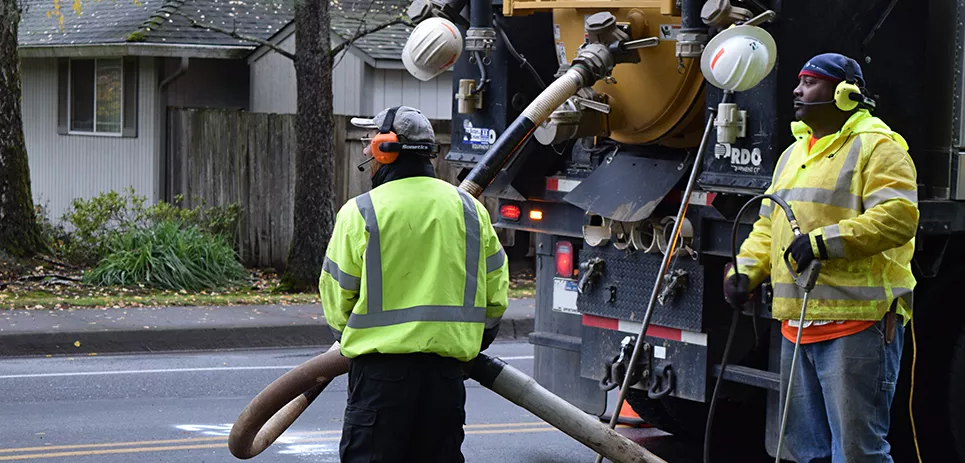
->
[563, 154, 688, 222]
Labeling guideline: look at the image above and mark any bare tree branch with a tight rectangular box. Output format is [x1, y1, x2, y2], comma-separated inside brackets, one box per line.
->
[173, 11, 297, 62]
[330, 16, 414, 57]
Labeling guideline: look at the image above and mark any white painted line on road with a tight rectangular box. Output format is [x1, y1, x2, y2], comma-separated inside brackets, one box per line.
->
[0, 365, 298, 379]
[0, 356, 534, 379]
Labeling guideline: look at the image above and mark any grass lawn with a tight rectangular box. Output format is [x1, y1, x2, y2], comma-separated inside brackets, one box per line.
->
[1, 260, 537, 310]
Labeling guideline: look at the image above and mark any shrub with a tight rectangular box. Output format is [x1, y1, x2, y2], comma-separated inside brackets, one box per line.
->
[60, 188, 241, 266]
[84, 220, 247, 291]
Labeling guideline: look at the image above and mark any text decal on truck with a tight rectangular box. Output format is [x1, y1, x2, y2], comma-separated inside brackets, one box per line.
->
[715, 143, 763, 174]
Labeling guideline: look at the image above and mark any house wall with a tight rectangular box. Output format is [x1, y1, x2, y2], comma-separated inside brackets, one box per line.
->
[249, 32, 453, 119]
[21, 57, 159, 222]
[161, 58, 250, 109]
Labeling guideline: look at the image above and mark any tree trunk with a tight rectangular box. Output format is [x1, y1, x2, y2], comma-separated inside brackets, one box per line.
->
[0, 0, 44, 258]
[283, 0, 335, 290]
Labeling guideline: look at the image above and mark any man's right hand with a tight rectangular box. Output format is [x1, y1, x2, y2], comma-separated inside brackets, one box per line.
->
[723, 273, 751, 309]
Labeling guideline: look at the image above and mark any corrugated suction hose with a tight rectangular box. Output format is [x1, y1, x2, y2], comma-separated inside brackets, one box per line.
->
[459, 67, 586, 197]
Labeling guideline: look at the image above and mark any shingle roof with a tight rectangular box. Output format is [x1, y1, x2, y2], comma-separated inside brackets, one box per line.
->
[18, 0, 294, 48]
[18, 0, 413, 61]
[328, 0, 413, 61]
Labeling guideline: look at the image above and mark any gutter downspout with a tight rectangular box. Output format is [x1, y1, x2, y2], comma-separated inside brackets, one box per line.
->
[159, 57, 190, 204]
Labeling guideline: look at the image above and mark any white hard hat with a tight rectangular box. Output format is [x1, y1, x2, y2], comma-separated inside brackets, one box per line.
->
[700, 24, 776, 92]
[402, 17, 463, 82]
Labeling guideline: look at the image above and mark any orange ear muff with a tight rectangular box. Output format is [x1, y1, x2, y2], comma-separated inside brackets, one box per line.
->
[371, 131, 400, 165]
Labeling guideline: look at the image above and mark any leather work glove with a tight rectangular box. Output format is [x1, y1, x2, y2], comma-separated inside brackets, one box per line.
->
[788, 234, 816, 272]
[723, 273, 751, 310]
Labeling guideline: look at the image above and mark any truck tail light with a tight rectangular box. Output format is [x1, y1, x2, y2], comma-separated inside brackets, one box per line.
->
[500, 204, 521, 221]
[556, 240, 574, 278]
[529, 209, 544, 220]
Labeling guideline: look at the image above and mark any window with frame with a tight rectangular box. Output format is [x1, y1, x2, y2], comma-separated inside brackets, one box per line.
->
[58, 57, 139, 137]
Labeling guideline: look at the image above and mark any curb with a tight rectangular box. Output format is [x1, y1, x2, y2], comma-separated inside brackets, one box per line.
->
[0, 320, 535, 358]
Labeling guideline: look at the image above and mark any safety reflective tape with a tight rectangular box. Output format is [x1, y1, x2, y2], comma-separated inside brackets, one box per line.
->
[759, 201, 772, 218]
[822, 224, 846, 259]
[772, 283, 886, 301]
[486, 248, 506, 274]
[485, 316, 502, 329]
[346, 305, 487, 329]
[772, 187, 861, 211]
[356, 193, 383, 313]
[863, 187, 918, 209]
[459, 189, 481, 308]
[581, 314, 708, 346]
[834, 136, 862, 193]
[545, 177, 581, 192]
[771, 141, 798, 181]
[322, 256, 361, 291]
[736, 257, 759, 269]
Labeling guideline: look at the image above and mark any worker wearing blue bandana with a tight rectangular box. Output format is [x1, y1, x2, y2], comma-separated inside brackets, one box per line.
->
[725, 53, 918, 462]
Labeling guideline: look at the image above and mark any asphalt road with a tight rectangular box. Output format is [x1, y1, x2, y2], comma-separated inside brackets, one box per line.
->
[0, 342, 764, 462]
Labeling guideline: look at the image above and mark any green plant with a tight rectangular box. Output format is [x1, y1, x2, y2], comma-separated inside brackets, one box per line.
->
[33, 200, 70, 258]
[84, 220, 247, 291]
[61, 187, 147, 265]
[60, 188, 241, 266]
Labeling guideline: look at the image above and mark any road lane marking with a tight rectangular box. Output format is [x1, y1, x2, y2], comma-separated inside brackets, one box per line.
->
[0, 422, 549, 454]
[0, 426, 557, 461]
[0, 356, 533, 379]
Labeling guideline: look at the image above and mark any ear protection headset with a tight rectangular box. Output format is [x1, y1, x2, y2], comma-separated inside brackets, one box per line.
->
[358, 107, 439, 171]
[833, 59, 877, 112]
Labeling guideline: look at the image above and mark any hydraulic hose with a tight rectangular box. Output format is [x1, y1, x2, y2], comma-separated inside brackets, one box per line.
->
[459, 66, 588, 197]
[703, 193, 799, 463]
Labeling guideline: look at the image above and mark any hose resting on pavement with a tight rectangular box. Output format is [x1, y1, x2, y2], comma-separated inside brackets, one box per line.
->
[230, 346, 669, 463]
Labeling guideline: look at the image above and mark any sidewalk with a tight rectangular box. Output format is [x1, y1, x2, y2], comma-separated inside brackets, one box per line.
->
[0, 298, 536, 357]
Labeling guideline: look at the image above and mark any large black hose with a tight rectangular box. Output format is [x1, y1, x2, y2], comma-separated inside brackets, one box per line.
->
[703, 193, 799, 463]
[459, 66, 588, 197]
[469, 0, 492, 28]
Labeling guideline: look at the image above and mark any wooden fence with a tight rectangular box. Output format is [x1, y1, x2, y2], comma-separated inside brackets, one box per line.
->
[166, 108, 494, 269]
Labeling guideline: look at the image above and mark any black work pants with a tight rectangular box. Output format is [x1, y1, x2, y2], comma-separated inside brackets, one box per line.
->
[339, 353, 467, 463]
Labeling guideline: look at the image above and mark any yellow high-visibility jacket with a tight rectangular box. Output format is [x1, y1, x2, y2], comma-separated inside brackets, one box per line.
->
[730, 109, 918, 324]
[320, 176, 510, 363]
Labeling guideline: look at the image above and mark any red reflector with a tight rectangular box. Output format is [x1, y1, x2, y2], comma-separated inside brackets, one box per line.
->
[500, 204, 521, 221]
[556, 240, 573, 278]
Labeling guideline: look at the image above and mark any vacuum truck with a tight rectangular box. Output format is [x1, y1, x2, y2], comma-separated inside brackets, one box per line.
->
[399, 0, 965, 461]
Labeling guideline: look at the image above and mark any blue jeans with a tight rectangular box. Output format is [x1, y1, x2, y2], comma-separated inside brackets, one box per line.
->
[779, 318, 904, 463]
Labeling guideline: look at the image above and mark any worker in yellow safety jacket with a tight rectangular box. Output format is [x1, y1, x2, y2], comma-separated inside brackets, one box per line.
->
[319, 105, 510, 463]
[723, 53, 918, 462]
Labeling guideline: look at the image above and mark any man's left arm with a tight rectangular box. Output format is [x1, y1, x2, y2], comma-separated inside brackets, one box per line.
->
[811, 137, 919, 260]
[319, 205, 365, 341]
[480, 206, 509, 351]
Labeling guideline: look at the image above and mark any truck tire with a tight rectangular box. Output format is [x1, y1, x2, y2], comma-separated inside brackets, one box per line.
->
[949, 323, 965, 460]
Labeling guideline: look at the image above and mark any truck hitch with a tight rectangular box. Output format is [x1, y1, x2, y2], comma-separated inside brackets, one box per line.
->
[578, 257, 605, 294]
[599, 335, 653, 391]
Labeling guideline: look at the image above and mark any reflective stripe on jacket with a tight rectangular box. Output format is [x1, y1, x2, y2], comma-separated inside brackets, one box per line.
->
[731, 110, 918, 324]
[320, 176, 510, 363]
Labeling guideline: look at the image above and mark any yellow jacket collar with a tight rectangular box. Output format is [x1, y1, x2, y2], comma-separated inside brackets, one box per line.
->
[790, 110, 909, 151]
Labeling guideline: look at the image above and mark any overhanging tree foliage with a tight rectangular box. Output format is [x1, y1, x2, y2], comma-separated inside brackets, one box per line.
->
[183, 3, 412, 291]
[0, 0, 45, 258]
